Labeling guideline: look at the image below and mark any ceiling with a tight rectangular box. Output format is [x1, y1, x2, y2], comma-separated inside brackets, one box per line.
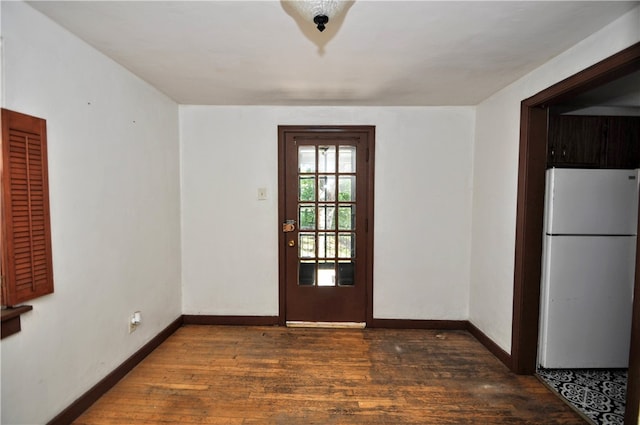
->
[26, 1, 640, 106]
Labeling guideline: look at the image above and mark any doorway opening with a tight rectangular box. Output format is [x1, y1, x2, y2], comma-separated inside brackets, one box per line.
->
[511, 42, 640, 425]
[536, 110, 639, 424]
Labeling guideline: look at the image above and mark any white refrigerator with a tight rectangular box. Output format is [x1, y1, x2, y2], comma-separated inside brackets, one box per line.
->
[538, 168, 639, 369]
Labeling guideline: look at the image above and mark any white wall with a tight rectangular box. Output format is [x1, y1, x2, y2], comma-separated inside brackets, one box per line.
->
[469, 6, 640, 352]
[1, 3, 181, 424]
[180, 106, 475, 320]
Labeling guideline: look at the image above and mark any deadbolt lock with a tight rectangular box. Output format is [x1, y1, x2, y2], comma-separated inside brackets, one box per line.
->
[283, 220, 296, 233]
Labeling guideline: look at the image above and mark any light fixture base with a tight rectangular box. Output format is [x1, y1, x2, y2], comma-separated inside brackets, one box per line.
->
[287, 1, 349, 33]
[313, 15, 329, 32]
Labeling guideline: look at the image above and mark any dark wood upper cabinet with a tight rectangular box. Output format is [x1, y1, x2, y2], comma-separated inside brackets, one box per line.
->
[604, 116, 640, 169]
[547, 114, 640, 169]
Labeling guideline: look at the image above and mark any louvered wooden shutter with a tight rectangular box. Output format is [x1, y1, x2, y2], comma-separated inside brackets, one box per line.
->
[1, 109, 54, 306]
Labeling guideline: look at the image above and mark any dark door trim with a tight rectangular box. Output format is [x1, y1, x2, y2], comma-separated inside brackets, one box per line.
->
[511, 42, 640, 424]
[277, 125, 375, 326]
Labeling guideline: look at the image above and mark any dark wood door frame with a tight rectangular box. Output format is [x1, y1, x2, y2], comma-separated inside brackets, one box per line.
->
[511, 42, 640, 424]
[277, 125, 375, 326]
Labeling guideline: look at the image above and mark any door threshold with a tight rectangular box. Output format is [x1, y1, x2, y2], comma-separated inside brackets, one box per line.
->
[286, 321, 366, 329]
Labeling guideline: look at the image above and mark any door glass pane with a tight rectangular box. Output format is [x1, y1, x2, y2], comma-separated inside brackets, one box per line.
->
[338, 176, 355, 201]
[299, 233, 315, 258]
[318, 233, 335, 258]
[318, 146, 336, 173]
[338, 261, 355, 286]
[299, 176, 315, 201]
[338, 233, 354, 258]
[299, 261, 315, 286]
[318, 205, 335, 230]
[318, 175, 336, 201]
[299, 146, 316, 173]
[294, 142, 361, 291]
[318, 261, 336, 286]
[299, 205, 315, 230]
[339, 146, 356, 172]
[338, 205, 355, 230]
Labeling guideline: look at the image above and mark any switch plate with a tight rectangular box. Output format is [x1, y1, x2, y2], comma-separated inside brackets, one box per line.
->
[129, 311, 141, 333]
[257, 187, 267, 200]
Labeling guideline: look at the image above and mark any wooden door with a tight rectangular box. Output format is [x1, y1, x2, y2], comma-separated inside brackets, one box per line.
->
[278, 126, 374, 324]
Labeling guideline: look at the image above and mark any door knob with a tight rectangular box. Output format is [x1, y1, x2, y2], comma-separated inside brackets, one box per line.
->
[288, 240, 296, 247]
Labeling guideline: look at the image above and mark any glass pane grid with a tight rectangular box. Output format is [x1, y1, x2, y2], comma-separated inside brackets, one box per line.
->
[297, 144, 357, 287]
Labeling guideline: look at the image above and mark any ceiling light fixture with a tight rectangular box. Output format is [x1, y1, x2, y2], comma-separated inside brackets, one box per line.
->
[288, 0, 349, 32]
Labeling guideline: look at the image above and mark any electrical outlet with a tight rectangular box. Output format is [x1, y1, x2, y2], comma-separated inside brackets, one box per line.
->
[257, 187, 267, 200]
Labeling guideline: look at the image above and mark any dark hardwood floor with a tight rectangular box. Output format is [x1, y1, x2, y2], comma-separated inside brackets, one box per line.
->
[73, 325, 586, 424]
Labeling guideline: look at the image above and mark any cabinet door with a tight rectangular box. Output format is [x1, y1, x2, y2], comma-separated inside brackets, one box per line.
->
[547, 115, 603, 167]
[604, 116, 640, 169]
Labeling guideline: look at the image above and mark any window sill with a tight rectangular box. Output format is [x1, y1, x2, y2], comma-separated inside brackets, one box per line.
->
[1, 305, 33, 339]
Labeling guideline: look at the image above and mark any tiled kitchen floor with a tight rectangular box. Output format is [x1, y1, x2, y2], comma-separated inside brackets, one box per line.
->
[537, 368, 627, 425]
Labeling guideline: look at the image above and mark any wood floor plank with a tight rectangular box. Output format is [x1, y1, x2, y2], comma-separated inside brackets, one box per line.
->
[73, 326, 586, 424]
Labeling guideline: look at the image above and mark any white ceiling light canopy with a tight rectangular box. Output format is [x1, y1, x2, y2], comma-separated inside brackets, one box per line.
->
[287, 0, 351, 32]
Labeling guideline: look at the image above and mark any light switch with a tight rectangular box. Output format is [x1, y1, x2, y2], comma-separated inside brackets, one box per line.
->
[258, 187, 267, 200]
